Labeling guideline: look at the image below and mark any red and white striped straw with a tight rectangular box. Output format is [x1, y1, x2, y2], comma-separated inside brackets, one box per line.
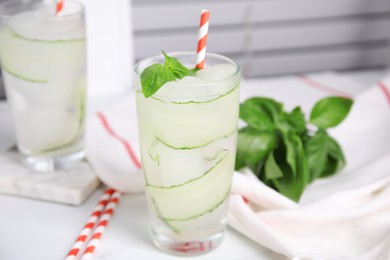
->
[80, 191, 121, 260]
[56, 0, 64, 15]
[64, 188, 115, 260]
[195, 9, 210, 69]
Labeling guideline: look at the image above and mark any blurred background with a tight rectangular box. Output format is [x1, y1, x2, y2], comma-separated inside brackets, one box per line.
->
[1, 0, 390, 99]
[131, 0, 390, 77]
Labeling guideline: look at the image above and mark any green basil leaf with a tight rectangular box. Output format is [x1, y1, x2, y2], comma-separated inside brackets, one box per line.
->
[283, 132, 298, 178]
[321, 156, 339, 179]
[239, 102, 275, 131]
[310, 97, 353, 129]
[140, 64, 175, 98]
[235, 152, 247, 171]
[140, 50, 198, 98]
[321, 135, 345, 178]
[305, 130, 329, 181]
[251, 161, 265, 178]
[264, 152, 284, 180]
[243, 97, 283, 124]
[235, 95, 349, 202]
[269, 166, 299, 202]
[162, 50, 194, 79]
[272, 132, 309, 201]
[305, 130, 346, 180]
[284, 107, 306, 134]
[235, 127, 276, 170]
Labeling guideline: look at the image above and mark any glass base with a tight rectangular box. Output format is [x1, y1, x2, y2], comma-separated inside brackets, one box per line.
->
[22, 150, 85, 172]
[152, 228, 225, 257]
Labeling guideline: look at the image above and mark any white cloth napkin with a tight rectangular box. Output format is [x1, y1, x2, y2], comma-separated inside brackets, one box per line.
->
[229, 75, 390, 259]
[85, 72, 390, 258]
[86, 94, 144, 193]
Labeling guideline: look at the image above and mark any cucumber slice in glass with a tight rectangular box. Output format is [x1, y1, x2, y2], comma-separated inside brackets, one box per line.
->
[136, 84, 239, 149]
[0, 28, 85, 82]
[40, 80, 86, 153]
[146, 152, 234, 221]
[141, 132, 235, 187]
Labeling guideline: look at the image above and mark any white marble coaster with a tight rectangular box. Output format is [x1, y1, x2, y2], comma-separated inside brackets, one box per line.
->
[0, 150, 100, 205]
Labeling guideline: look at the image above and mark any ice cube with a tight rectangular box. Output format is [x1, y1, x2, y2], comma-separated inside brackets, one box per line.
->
[196, 64, 237, 81]
[155, 76, 210, 102]
[154, 64, 239, 103]
[176, 76, 205, 85]
[9, 1, 85, 41]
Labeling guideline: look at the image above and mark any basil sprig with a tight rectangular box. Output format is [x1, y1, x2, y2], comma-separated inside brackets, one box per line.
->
[236, 96, 353, 201]
[140, 50, 198, 98]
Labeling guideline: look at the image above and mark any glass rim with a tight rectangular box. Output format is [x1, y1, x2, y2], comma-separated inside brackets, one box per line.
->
[0, 0, 84, 21]
[134, 51, 241, 87]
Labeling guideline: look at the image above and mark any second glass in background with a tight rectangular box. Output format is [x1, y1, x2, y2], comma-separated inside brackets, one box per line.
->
[0, 0, 87, 172]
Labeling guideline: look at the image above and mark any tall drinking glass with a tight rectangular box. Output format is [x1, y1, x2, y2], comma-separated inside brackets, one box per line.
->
[0, 0, 87, 172]
[135, 52, 240, 256]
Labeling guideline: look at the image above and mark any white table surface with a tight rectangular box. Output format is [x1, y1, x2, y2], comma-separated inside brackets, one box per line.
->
[0, 69, 386, 260]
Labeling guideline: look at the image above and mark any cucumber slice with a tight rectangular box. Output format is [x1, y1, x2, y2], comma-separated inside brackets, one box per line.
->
[166, 198, 229, 235]
[1, 65, 47, 84]
[145, 152, 235, 221]
[136, 84, 239, 149]
[3, 71, 86, 153]
[40, 79, 86, 153]
[141, 133, 236, 187]
[0, 28, 86, 82]
[10, 30, 85, 44]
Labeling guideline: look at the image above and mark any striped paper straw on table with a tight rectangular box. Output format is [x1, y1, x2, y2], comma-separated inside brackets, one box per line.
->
[65, 188, 116, 260]
[195, 9, 210, 69]
[80, 191, 121, 260]
[56, 0, 64, 15]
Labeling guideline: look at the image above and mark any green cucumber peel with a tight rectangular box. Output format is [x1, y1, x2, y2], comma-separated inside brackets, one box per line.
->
[145, 152, 232, 221]
[140, 50, 198, 98]
[40, 83, 86, 153]
[146, 151, 228, 190]
[1, 65, 48, 83]
[150, 198, 180, 233]
[151, 189, 230, 233]
[9, 29, 85, 44]
[162, 189, 230, 222]
[153, 128, 237, 151]
[136, 82, 239, 105]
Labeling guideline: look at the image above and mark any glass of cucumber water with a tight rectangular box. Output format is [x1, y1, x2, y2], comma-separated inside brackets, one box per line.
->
[0, 0, 86, 172]
[135, 52, 240, 256]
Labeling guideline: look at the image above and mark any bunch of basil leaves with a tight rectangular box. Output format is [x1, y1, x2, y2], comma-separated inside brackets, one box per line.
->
[235, 96, 353, 201]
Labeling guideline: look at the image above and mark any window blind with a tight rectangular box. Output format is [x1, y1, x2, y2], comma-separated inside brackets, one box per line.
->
[132, 0, 390, 77]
